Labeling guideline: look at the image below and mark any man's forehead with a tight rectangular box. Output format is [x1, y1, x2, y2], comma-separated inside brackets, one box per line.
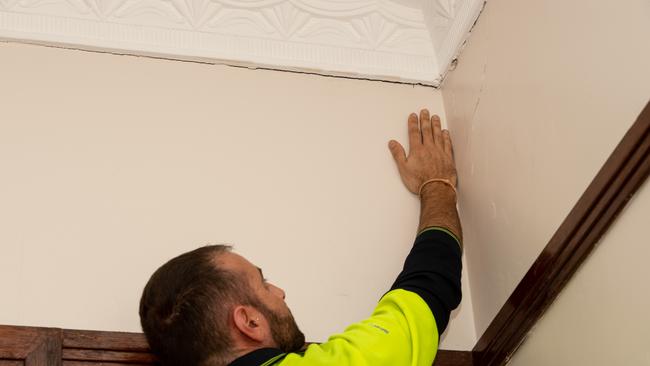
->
[217, 251, 257, 274]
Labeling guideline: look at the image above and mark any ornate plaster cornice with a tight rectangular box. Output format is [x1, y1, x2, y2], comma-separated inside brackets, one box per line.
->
[0, 0, 484, 85]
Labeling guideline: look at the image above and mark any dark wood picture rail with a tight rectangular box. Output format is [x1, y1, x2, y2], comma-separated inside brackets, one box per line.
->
[0, 325, 154, 366]
[0, 325, 472, 366]
[473, 100, 650, 365]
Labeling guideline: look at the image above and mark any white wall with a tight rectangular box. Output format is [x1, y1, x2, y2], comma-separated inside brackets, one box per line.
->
[441, 0, 650, 336]
[509, 179, 650, 365]
[0, 42, 476, 349]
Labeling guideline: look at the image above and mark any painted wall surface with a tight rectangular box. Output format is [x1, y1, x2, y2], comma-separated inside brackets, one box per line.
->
[508, 180, 650, 365]
[0, 42, 476, 349]
[441, 0, 650, 336]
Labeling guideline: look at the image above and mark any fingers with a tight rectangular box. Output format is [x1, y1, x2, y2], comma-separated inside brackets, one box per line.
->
[388, 140, 407, 167]
[408, 113, 421, 149]
[420, 109, 433, 145]
[443, 130, 453, 156]
[432, 115, 443, 147]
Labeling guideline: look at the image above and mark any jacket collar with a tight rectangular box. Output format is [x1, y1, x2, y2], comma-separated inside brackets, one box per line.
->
[228, 348, 285, 366]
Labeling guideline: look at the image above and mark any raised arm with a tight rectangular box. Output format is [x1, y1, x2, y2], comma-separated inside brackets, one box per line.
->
[388, 109, 463, 335]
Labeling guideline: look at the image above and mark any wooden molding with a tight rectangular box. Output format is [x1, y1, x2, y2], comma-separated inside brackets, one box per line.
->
[434, 350, 474, 366]
[62, 329, 149, 352]
[0, 325, 61, 366]
[61, 329, 155, 365]
[472, 100, 650, 366]
[0, 325, 472, 366]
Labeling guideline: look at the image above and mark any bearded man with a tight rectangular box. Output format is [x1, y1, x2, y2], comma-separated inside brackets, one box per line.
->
[139, 109, 463, 366]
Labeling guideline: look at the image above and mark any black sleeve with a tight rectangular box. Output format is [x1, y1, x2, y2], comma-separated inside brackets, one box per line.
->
[390, 228, 462, 334]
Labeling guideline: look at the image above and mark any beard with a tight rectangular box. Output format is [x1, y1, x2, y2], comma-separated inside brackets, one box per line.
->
[256, 302, 305, 353]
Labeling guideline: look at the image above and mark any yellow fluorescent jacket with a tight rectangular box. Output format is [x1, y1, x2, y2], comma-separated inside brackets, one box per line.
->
[275, 289, 438, 366]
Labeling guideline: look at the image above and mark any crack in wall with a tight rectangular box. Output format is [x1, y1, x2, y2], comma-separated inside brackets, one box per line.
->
[0, 39, 439, 89]
[438, 0, 488, 89]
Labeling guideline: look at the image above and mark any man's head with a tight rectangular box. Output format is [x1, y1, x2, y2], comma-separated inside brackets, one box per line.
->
[139, 245, 305, 366]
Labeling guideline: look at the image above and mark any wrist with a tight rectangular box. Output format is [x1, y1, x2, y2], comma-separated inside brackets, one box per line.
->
[419, 179, 457, 200]
[418, 183, 462, 245]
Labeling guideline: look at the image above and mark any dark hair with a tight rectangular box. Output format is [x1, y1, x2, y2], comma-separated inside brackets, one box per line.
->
[139, 245, 252, 366]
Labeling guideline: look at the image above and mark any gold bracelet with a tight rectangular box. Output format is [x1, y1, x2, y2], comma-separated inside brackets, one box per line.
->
[418, 178, 457, 197]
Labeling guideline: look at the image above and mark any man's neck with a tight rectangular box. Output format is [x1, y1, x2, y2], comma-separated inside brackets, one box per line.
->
[226, 347, 284, 366]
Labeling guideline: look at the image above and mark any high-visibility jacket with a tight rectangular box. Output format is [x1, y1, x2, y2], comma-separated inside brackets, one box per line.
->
[229, 228, 462, 366]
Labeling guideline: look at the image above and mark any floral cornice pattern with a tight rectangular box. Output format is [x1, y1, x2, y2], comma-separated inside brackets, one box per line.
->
[0, 0, 484, 85]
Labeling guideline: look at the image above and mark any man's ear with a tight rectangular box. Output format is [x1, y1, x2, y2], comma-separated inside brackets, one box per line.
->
[232, 305, 265, 343]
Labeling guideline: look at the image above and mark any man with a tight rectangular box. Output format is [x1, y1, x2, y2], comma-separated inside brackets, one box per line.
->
[139, 109, 463, 366]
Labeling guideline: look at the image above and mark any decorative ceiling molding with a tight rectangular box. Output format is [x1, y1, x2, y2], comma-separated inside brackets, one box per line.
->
[423, 0, 485, 75]
[0, 0, 483, 86]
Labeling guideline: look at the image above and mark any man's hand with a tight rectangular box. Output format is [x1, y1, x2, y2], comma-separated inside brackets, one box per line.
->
[388, 109, 457, 195]
[388, 109, 462, 242]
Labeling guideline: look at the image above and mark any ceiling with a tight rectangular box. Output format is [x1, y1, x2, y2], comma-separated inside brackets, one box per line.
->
[0, 0, 484, 86]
